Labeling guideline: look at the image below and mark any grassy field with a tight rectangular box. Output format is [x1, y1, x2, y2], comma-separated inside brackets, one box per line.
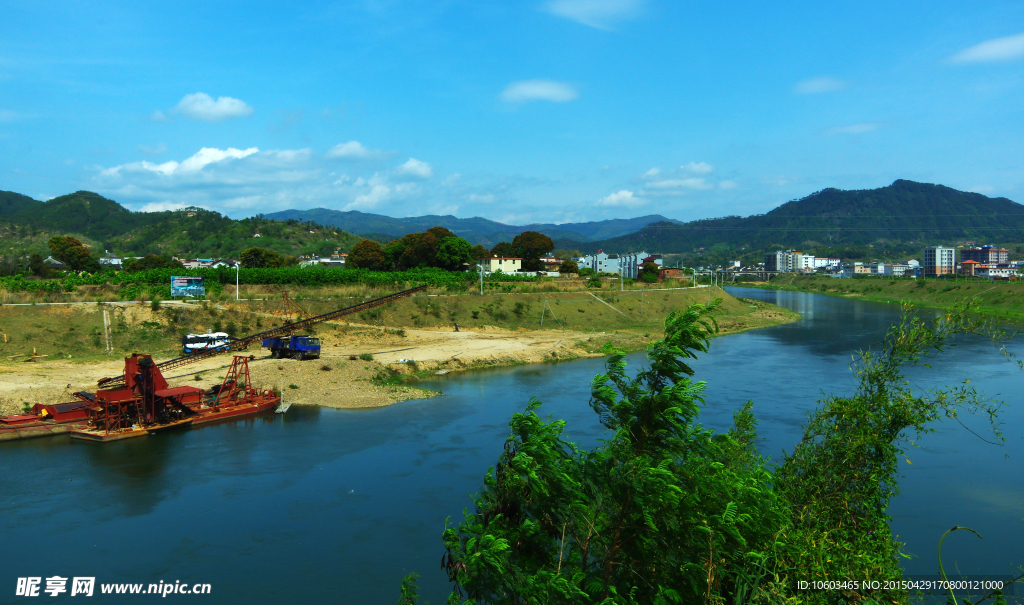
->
[743, 274, 1024, 319]
[0, 285, 798, 364]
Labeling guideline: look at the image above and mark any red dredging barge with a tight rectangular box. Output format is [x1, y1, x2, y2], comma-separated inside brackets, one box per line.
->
[1, 285, 429, 443]
[68, 354, 279, 442]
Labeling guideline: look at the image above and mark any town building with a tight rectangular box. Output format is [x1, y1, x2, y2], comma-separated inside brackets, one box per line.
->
[959, 260, 979, 277]
[660, 267, 686, 280]
[961, 246, 1009, 264]
[483, 256, 522, 273]
[923, 246, 956, 277]
[765, 250, 816, 272]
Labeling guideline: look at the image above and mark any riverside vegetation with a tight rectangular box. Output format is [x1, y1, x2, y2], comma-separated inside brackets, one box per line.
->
[397, 299, 1021, 604]
[747, 274, 1024, 321]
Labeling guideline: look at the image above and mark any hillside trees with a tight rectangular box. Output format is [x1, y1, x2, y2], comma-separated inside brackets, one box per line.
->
[490, 241, 516, 258]
[558, 259, 578, 274]
[347, 240, 387, 271]
[436, 236, 472, 270]
[240, 247, 294, 268]
[122, 254, 183, 272]
[48, 235, 99, 272]
[513, 231, 555, 271]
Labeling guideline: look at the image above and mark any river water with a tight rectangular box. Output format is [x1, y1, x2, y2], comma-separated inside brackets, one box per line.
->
[1, 287, 1021, 603]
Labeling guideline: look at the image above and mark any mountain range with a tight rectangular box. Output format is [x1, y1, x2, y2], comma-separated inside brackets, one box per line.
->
[559, 180, 1024, 261]
[1, 180, 1022, 262]
[262, 208, 680, 247]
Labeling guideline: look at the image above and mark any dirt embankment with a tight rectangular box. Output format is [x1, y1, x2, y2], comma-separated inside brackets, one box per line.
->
[0, 288, 800, 416]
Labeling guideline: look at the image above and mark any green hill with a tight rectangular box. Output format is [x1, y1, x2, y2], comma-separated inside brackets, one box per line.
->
[0, 191, 363, 260]
[568, 180, 1024, 263]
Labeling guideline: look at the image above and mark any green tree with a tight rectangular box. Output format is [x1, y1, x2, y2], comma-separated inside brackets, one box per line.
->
[347, 239, 387, 271]
[48, 235, 99, 272]
[240, 247, 291, 268]
[490, 241, 516, 258]
[553, 248, 581, 260]
[436, 236, 472, 270]
[123, 254, 183, 272]
[470, 244, 490, 261]
[402, 299, 1016, 604]
[511, 231, 554, 271]
[558, 259, 578, 274]
[639, 261, 660, 283]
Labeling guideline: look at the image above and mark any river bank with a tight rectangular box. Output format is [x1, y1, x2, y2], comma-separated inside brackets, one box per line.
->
[740, 273, 1024, 320]
[0, 286, 799, 416]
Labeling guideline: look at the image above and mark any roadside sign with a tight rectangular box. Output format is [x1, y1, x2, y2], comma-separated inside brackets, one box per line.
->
[170, 276, 205, 297]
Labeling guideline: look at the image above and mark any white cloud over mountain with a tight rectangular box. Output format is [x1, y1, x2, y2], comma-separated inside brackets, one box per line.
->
[596, 190, 645, 207]
[173, 93, 254, 121]
[398, 158, 433, 178]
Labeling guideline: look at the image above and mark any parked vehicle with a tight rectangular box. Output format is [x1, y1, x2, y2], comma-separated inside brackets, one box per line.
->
[182, 332, 231, 354]
[262, 335, 321, 360]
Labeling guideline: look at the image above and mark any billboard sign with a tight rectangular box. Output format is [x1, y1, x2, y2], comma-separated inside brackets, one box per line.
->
[170, 276, 205, 298]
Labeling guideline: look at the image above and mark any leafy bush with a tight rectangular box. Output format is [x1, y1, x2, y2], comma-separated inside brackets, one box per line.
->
[405, 300, 1014, 604]
[359, 353, 373, 361]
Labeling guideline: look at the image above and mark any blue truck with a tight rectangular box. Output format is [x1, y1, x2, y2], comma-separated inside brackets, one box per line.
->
[261, 335, 321, 360]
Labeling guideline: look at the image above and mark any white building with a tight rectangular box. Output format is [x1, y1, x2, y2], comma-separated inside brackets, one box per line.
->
[923, 246, 955, 277]
[483, 257, 522, 273]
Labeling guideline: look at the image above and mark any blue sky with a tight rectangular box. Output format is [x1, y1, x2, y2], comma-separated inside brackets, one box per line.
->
[1, 0, 1022, 225]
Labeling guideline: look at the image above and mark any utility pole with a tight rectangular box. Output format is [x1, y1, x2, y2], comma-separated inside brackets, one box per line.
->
[235, 262, 240, 301]
[479, 262, 484, 295]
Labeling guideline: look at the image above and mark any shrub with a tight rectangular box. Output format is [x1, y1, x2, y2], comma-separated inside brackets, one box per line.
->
[287, 384, 299, 390]
[320, 364, 332, 371]
[359, 353, 373, 361]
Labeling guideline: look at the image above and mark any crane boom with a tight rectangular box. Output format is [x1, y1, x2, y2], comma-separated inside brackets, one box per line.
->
[98, 284, 427, 386]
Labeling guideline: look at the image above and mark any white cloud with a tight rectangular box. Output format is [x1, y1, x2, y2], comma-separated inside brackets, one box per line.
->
[825, 122, 879, 135]
[101, 147, 260, 178]
[137, 200, 196, 212]
[443, 173, 462, 186]
[950, 32, 1024, 64]
[544, 0, 644, 30]
[467, 193, 496, 203]
[681, 161, 714, 174]
[596, 190, 646, 207]
[645, 178, 713, 190]
[500, 80, 578, 103]
[398, 157, 433, 178]
[149, 110, 170, 122]
[138, 143, 167, 156]
[325, 140, 388, 160]
[350, 184, 392, 209]
[0, 109, 21, 122]
[794, 76, 847, 95]
[718, 180, 738, 190]
[642, 167, 660, 179]
[174, 92, 254, 121]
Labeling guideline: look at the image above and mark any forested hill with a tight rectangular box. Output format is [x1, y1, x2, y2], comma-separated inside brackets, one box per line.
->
[264, 208, 679, 246]
[567, 180, 1024, 256]
[0, 190, 362, 259]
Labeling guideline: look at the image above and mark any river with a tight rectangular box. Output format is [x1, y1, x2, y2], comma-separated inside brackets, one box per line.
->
[0, 287, 1021, 603]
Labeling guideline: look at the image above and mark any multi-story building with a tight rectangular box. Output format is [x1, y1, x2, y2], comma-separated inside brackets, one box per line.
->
[923, 246, 955, 277]
[765, 250, 817, 272]
[764, 250, 794, 272]
[961, 246, 1009, 264]
[579, 250, 658, 276]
